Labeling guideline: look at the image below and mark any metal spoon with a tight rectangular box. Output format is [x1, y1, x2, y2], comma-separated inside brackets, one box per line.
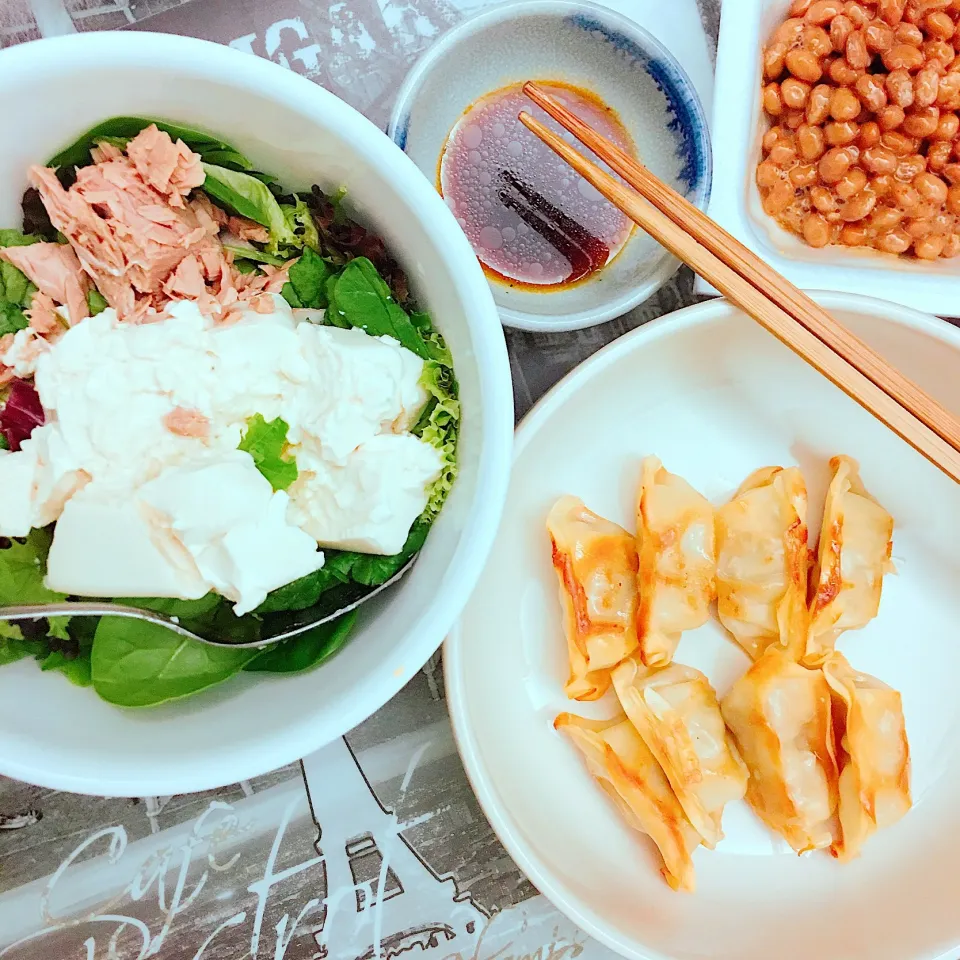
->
[0, 558, 415, 649]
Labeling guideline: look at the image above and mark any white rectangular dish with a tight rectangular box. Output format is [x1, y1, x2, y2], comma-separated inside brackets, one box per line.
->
[704, 0, 960, 317]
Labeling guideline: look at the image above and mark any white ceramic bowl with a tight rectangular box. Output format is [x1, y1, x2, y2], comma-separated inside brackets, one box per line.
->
[0, 32, 514, 797]
[446, 292, 960, 960]
[709, 0, 960, 315]
[388, 0, 712, 331]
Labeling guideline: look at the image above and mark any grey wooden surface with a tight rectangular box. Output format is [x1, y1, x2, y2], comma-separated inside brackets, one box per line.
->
[0, 1, 720, 957]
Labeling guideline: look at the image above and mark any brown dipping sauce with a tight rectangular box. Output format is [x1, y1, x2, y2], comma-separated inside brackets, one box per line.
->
[438, 81, 636, 290]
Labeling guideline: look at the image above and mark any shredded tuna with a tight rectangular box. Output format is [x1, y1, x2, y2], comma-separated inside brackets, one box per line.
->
[192, 193, 228, 228]
[29, 156, 218, 320]
[125, 125, 205, 208]
[26, 291, 62, 335]
[90, 140, 125, 163]
[30, 129, 290, 325]
[248, 293, 275, 314]
[163, 406, 211, 438]
[0, 242, 89, 326]
[227, 216, 270, 244]
[162, 254, 207, 300]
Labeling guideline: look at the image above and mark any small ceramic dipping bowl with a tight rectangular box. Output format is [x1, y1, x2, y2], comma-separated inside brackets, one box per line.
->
[389, 0, 713, 332]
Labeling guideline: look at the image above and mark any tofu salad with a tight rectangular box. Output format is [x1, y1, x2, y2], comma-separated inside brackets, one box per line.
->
[0, 119, 459, 707]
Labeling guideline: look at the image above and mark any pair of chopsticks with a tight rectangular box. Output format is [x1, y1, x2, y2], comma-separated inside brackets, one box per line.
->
[519, 82, 960, 485]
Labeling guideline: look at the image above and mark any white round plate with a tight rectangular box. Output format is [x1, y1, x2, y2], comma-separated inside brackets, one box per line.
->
[445, 292, 960, 960]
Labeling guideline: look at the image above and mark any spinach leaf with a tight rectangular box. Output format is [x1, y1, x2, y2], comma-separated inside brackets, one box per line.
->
[254, 522, 426, 614]
[91, 617, 257, 707]
[349, 520, 429, 586]
[328, 258, 432, 359]
[283, 247, 330, 310]
[115, 593, 223, 620]
[254, 563, 347, 614]
[201, 164, 298, 251]
[0, 529, 66, 606]
[244, 611, 357, 674]
[86, 289, 108, 316]
[238, 414, 298, 491]
[48, 117, 259, 173]
[323, 274, 348, 326]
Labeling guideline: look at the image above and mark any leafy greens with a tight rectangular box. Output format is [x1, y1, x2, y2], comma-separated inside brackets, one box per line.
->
[0, 230, 41, 336]
[238, 414, 299, 492]
[1, 125, 461, 707]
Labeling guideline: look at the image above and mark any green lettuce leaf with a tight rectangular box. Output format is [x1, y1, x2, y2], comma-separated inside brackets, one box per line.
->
[0, 230, 42, 335]
[0, 622, 43, 667]
[202, 164, 298, 249]
[238, 414, 298, 491]
[271, 196, 320, 256]
[223, 244, 286, 268]
[244, 611, 357, 674]
[410, 310, 453, 367]
[46, 616, 72, 641]
[415, 361, 460, 521]
[0, 301, 29, 337]
[0, 529, 66, 606]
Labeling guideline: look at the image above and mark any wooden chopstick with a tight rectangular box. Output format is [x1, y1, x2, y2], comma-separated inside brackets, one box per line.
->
[517, 87, 960, 485]
[522, 81, 960, 456]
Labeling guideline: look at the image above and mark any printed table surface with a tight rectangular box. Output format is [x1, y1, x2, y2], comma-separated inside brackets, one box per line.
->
[0, 1, 719, 957]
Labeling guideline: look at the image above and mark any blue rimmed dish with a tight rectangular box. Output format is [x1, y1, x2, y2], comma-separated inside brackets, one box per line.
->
[389, 0, 712, 332]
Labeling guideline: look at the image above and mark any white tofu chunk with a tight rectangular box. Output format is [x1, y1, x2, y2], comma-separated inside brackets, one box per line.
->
[46, 487, 210, 599]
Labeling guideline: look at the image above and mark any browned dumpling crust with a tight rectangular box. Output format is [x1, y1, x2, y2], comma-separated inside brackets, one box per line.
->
[555, 712, 702, 892]
[612, 657, 748, 849]
[547, 496, 639, 701]
[716, 466, 809, 661]
[635, 457, 717, 667]
[806, 456, 895, 665]
[721, 647, 839, 854]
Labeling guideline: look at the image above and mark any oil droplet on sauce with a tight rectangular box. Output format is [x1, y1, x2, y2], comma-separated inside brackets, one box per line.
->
[439, 81, 636, 289]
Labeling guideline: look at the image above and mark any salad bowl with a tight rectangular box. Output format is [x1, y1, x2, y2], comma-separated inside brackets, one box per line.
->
[0, 32, 513, 796]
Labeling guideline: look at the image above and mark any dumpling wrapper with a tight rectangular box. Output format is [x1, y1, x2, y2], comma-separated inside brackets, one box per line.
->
[612, 657, 748, 848]
[635, 457, 716, 667]
[555, 712, 701, 892]
[721, 647, 839, 854]
[806, 456, 895, 665]
[715, 466, 809, 661]
[547, 496, 639, 701]
[823, 653, 911, 862]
